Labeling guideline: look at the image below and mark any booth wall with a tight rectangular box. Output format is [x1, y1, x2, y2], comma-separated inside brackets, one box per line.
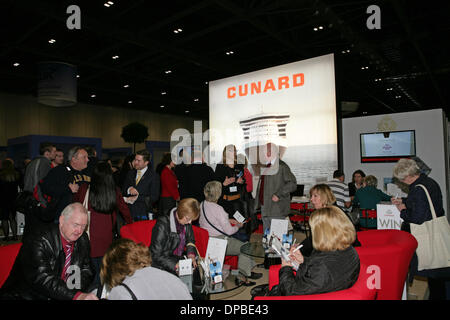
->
[0, 92, 200, 150]
[342, 109, 449, 220]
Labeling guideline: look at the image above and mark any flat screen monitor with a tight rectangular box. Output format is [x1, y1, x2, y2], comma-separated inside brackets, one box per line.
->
[360, 130, 416, 163]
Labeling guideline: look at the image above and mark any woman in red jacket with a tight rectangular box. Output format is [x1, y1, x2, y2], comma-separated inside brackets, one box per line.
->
[74, 161, 133, 285]
[159, 153, 180, 217]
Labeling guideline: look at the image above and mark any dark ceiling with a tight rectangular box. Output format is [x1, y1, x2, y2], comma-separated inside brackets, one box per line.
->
[1, 0, 449, 119]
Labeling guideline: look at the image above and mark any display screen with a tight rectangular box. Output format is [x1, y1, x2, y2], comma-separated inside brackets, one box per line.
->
[360, 130, 416, 162]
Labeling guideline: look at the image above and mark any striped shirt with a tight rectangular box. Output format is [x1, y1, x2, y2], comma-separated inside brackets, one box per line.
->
[326, 179, 351, 212]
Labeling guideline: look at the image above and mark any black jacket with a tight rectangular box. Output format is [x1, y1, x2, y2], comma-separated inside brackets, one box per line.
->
[401, 174, 445, 226]
[150, 210, 196, 275]
[179, 163, 214, 203]
[270, 246, 360, 296]
[0, 224, 94, 300]
[40, 165, 91, 219]
[122, 167, 160, 219]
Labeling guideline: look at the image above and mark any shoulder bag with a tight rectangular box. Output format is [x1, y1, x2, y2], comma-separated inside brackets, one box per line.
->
[410, 184, 450, 271]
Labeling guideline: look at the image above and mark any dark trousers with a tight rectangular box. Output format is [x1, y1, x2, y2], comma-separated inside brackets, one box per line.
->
[91, 257, 103, 288]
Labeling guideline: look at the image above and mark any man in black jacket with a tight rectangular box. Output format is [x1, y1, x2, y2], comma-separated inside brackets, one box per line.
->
[122, 149, 160, 221]
[40, 146, 90, 222]
[0, 203, 97, 300]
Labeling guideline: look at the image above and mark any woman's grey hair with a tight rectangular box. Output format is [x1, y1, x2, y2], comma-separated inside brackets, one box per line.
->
[393, 158, 420, 180]
[364, 175, 378, 187]
[61, 202, 88, 221]
[204, 181, 222, 203]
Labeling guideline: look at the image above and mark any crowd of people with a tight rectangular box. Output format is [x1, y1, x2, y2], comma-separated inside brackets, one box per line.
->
[0, 141, 448, 300]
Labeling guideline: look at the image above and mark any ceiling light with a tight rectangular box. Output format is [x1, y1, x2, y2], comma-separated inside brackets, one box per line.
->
[226, 51, 234, 55]
[48, 39, 56, 44]
[104, 1, 113, 7]
[165, 70, 172, 74]
[76, 74, 80, 78]
[91, 94, 96, 98]
[128, 100, 133, 104]
[13, 62, 20, 67]
[319, 26, 323, 30]
[160, 105, 165, 108]
[161, 91, 167, 95]
[194, 98, 199, 102]
[173, 28, 183, 34]
[313, 27, 318, 31]
[205, 81, 208, 85]
[123, 84, 129, 88]
[395, 96, 402, 99]
[185, 110, 189, 113]
[112, 55, 119, 59]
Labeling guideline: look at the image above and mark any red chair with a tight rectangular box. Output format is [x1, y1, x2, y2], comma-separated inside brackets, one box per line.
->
[191, 225, 209, 257]
[0, 243, 22, 288]
[255, 263, 376, 300]
[356, 229, 417, 300]
[120, 220, 157, 247]
[359, 209, 377, 230]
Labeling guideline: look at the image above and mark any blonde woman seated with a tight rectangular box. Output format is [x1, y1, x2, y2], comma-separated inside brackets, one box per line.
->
[199, 181, 261, 285]
[98, 238, 192, 300]
[267, 206, 360, 296]
[301, 184, 361, 256]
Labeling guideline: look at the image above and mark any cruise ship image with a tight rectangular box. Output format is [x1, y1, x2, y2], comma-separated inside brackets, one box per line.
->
[239, 112, 290, 174]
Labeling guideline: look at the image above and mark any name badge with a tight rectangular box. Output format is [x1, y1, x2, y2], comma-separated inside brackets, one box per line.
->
[229, 186, 237, 193]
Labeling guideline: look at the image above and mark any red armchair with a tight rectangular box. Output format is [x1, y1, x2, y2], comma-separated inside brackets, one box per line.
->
[120, 220, 157, 247]
[0, 243, 22, 288]
[356, 229, 418, 300]
[255, 263, 376, 300]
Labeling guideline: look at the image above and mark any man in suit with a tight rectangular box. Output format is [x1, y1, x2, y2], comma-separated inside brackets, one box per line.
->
[255, 143, 297, 231]
[123, 149, 160, 221]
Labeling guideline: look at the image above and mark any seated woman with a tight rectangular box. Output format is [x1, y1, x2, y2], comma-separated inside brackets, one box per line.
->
[199, 181, 261, 285]
[150, 198, 199, 275]
[99, 238, 192, 300]
[267, 206, 360, 296]
[301, 184, 360, 256]
[353, 175, 391, 228]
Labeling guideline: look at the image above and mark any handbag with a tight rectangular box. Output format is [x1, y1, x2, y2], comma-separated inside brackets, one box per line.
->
[185, 242, 206, 286]
[410, 184, 450, 271]
[83, 186, 91, 238]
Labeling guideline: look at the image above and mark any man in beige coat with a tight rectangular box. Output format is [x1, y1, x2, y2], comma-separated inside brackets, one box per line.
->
[255, 143, 297, 231]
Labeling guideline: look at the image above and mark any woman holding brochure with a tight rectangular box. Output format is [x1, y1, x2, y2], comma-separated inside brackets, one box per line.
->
[199, 181, 262, 286]
[265, 206, 360, 296]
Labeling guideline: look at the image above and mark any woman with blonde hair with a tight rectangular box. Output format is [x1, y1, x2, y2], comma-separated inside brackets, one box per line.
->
[300, 184, 360, 257]
[99, 238, 192, 300]
[267, 206, 360, 296]
[150, 198, 200, 275]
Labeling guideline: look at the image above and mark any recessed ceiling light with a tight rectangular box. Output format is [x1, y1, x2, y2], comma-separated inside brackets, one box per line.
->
[48, 39, 56, 44]
[161, 91, 167, 95]
[91, 94, 96, 98]
[123, 84, 129, 88]
[160, 105, 165, 108]
[205, 81, 208, 85]
[104, 1, 113, 7]
[185, 110, 189, 113]
[194, 98, 199, 102]
[173, 28, 183, 34]
[313, 27, 318, 31]
[128, 100, 133, 104]
[165, 70, 172, 74]
[112, 55, 119, 59]
[226, 51, 234, 55]
[319, 26, 323, 30]
[13, 62, 20, 67]
[76, 74, 80, 78]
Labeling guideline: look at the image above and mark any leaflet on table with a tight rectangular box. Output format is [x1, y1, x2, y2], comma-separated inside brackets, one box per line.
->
[233, 210, 246, 223]
[269, 218, 288, 240]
